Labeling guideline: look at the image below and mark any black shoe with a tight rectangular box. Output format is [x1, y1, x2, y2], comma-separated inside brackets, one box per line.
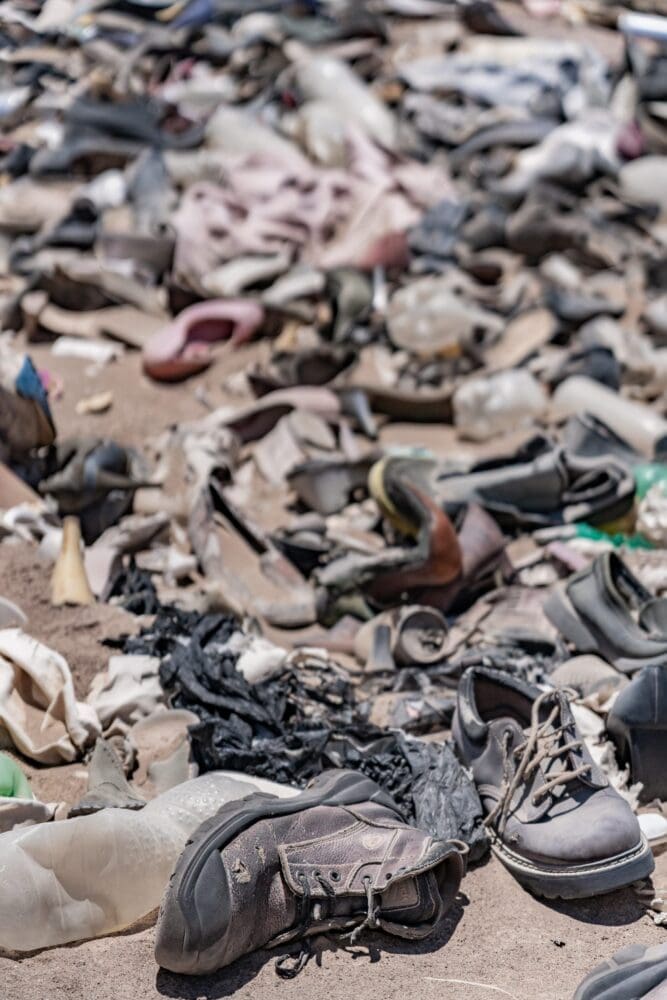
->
[607, 665, 667, 802]
[574, 943, 667, 1000]
[544, 552, 667, 674]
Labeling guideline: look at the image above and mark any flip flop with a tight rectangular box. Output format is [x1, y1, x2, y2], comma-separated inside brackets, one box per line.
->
[142, 299, 265, 382]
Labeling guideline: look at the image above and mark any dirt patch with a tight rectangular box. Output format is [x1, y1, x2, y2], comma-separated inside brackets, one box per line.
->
[3, 851, 665, 1000]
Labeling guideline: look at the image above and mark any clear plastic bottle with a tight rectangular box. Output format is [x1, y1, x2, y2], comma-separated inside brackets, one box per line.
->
[553, 376, 667, 459]
[292, 52, 398, 151]
[0, 772, 296, 952]
[454, 369, 548, 441]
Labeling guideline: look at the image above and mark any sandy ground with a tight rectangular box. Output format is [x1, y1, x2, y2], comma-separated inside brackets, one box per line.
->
[3, 852, 666, 1000]
[2, 329, 666, 999]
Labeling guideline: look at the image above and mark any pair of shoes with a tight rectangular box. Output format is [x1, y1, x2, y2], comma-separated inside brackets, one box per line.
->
[156, 668, 657, 978]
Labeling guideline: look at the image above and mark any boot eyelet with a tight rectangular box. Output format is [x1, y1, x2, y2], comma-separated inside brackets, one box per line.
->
[385, 872, 392, 879]
[330, 871, 341, 882]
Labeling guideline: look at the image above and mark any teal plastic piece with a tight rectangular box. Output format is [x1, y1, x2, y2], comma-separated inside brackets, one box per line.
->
[575, 523, 654, 550]
[634, 462, 667, 500]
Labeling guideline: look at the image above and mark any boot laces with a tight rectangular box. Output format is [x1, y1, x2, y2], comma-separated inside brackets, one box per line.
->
[484, 688, 591, 835]
[275, 872, 380, 977]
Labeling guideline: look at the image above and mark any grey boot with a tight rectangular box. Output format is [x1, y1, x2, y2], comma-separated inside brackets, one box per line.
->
[155, 769, 466, 975]
[453, 666, 654, 899]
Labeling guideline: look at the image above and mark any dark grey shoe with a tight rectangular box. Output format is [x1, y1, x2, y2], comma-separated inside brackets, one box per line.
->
[452, 667, 653, 899]
[544, 552, 667, 674]
[155, 769, 466, 975]
[432, 439, 634, 530]
[607, 665, 667, 803]
[574, 943, 667, 1000]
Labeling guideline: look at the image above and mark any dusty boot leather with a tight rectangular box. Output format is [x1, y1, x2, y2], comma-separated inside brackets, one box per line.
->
[155, 769, 466, 975]
[453, 667, 653, 899]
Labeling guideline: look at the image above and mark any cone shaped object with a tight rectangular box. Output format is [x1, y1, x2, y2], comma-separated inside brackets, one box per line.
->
[52, 517, 94, 606]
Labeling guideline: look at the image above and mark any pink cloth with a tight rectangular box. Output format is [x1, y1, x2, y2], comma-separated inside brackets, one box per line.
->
[171, 127, 453, 287]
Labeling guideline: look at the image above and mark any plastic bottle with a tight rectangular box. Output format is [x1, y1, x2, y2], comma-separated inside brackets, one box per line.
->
[453, 369, 548, 441]
[293, 53, 398, 151]
[552, 376, 667, 459]
[0, 772, 296, 952]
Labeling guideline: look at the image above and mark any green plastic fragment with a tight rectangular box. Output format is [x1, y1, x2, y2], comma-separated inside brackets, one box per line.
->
[0, 754, 33, 799]
[575, 523, 654, 550]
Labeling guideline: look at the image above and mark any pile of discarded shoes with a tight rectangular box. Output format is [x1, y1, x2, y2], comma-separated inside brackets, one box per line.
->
[1, 0, 667, 995]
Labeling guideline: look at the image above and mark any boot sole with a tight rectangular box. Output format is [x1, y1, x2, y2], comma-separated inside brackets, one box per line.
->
[573, 943, 667, 1000]
[491, 832, 654, 900]
[155, 770, 400, 975]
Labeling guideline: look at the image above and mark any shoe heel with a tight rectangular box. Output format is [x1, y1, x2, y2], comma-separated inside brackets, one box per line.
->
[543, 588, 598, 652]
[609, 722, 666, 802]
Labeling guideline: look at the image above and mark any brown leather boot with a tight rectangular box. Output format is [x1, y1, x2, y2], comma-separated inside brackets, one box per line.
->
[155, 769, 466, 975]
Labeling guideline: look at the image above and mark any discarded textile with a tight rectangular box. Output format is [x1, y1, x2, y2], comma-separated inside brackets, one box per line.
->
[125, 604, 489, 860]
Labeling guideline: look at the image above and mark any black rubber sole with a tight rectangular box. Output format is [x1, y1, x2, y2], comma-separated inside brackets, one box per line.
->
[574, 942, 667, 1000]
[491, 833, 654, 900]
[155, 770, 399, 974]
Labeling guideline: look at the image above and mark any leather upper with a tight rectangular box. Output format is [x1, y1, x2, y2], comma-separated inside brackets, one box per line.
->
[454, 666, 643, 866]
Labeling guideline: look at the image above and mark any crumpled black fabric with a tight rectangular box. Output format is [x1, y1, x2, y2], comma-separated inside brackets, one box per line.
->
[108, 559, 161, 615]
[121, 603, 489, 861]
[445, 641, 561, 686]
[322, 731, 488, 860]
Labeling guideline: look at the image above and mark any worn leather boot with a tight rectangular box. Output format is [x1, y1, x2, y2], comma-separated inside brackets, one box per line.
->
[155, 769, 466, 975]
[453, 667, 653, 899]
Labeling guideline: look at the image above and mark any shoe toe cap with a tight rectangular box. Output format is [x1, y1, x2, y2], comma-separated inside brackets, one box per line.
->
[513, 788, 642, 866]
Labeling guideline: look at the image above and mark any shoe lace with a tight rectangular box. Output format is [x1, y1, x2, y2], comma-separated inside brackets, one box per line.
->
[345, 875, 381, 945]
[274, 872, 380, 978]
[484, 688, 592, 836]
